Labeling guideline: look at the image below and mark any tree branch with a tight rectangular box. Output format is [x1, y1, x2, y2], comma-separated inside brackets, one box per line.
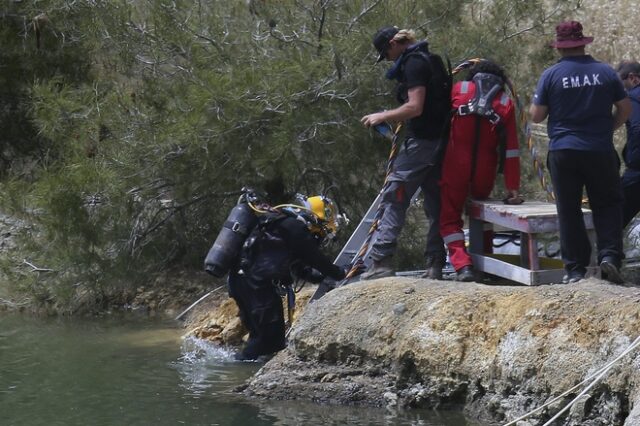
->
[347, 0, 383, 32]
[22, 259, 54, 272]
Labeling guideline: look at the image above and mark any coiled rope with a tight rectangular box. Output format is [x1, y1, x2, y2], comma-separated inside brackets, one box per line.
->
[508, 81, 555, 200]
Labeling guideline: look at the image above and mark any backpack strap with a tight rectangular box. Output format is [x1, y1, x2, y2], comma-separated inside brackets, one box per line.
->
[457, 73, 504, 124]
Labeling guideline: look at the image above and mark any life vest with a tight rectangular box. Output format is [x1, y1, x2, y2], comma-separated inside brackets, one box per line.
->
[456, 72, 505, 124]
[454, 73, 510, 175]
[239, 212, 295, 284]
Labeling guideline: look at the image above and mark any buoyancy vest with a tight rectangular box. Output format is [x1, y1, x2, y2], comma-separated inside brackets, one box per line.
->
[239, 211, 293, 284]
[454, 74, 510, 175]
[456, 73, 505, 124]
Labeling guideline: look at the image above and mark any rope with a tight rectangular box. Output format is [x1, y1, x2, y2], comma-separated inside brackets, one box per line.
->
[502, 335, 640, 426]
[343, 58, 557, 280]
[174, 285, 226, 321]
[343, 123, 402, 280]
[507, 82, 555, 200]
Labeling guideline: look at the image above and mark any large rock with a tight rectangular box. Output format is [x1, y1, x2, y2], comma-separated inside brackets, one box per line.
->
[243, 277, 640, 425]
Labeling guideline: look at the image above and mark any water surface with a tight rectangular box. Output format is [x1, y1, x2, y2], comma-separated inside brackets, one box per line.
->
[0, 314, 476, 425]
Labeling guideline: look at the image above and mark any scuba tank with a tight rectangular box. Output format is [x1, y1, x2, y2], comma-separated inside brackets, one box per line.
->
[204, 192, 259, 278]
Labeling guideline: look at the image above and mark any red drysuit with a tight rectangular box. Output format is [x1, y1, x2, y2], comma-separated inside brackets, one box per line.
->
[440, 80, 520, 271]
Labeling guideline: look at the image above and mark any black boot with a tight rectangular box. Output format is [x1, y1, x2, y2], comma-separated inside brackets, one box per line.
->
[456, 265, 475, 282]
[361, 257, 394, 280]
[600, 256, 623, 284]
[421, 256, 444, 280]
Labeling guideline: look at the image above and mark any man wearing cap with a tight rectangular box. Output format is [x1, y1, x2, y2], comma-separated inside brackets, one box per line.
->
[530, 21, 631, 284]
[616, 61, 640, 229]
[359, 26, 449, 280]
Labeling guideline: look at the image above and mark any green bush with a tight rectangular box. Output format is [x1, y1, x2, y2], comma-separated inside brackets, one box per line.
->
[0, 0, 581, 312]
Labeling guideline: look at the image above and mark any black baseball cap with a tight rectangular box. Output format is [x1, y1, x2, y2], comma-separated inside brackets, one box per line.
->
[373, 26, 399, 63]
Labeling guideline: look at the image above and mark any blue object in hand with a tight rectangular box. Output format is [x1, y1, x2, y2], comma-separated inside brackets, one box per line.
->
[373, 122, 394, 141]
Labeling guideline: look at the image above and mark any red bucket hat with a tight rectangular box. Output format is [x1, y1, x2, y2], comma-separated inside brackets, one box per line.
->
[550, 21, 593, 48]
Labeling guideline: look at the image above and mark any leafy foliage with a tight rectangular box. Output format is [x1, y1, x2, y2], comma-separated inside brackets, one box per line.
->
[0, 0, 581, 311]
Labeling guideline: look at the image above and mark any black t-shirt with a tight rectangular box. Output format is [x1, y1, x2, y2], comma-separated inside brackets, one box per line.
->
[397, 54, 447, 140]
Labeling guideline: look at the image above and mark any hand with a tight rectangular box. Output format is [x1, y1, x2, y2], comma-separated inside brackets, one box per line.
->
[361, 112, 387, 128]
[303, 267, 325, 284]
[343, 264, 353, 277]
[503, 190, 524, 205]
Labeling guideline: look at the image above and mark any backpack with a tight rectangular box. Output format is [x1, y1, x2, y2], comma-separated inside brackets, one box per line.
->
[456, 72, 505, 124]
[455, 72, 509, 175]
[239, 211, 293, 284]
[402, 49, 453, 127]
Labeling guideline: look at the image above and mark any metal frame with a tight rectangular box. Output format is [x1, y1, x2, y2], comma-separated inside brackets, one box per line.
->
[468, 200, 597, 285]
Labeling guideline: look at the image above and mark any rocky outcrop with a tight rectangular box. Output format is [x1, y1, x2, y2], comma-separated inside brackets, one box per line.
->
[242, 277, 640, 425]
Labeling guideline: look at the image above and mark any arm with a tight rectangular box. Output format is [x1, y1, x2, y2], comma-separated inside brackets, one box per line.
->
[529, 104, 548, 123]
[530, 74, 548, 124]
[625, 96, 640, 168]
[281, 218, 345, 281]
[613, 97, 632, 130]
[361, 86, 426, 127]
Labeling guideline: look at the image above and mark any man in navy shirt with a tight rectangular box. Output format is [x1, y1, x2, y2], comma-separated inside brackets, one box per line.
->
[616, 61, 640, 229]
[530, 21, 631, 284]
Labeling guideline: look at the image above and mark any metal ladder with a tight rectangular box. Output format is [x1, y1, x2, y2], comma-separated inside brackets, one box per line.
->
[311, 189, 438, 301]
[333, 189, 424, 269]
[333, 193, 383, 268]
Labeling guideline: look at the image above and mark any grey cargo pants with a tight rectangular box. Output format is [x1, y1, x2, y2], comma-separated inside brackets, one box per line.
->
[369, 137, 447, 263]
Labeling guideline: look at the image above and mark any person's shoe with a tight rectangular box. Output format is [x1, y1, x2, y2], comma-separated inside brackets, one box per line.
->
[421, 257, 444, 280]
[361, 258, 394, 281]
[562, 268, 585, 284]
[600, 256, 624, 284]
[456, 265, 475, 282]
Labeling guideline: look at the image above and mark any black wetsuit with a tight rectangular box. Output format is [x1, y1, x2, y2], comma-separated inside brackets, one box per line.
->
[228, 215, 344, 360]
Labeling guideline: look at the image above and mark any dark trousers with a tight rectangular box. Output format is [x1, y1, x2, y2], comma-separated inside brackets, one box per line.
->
[228, 273, 286, 358]
[623, 180, 640, 228]
[547, 149, 624, 272]
[370, 137, 446, 263]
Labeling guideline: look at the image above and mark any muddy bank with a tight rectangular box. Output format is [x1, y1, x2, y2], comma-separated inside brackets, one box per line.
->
[232, 277, 640, 425]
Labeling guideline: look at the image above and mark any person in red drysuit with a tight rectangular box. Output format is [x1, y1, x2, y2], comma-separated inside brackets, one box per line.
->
[439, 60, 521, 281]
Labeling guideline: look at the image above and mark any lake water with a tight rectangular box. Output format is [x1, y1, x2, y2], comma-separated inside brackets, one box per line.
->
[0, 313, 476, 425]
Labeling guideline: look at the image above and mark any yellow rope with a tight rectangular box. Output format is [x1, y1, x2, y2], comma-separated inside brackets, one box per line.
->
[344, 123, 402, 279]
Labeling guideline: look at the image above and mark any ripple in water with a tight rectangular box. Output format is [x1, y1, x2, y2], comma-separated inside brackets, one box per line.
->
[172, 336, 258, 397]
